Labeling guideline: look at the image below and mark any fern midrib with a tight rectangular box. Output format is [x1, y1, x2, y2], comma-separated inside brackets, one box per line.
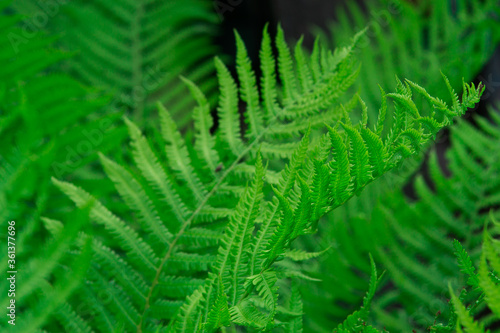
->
[230, 192, 259, 305]
[136, 122, 270, 333]
[134, 39, 364, 328]
[249, 203, 279, 276]
[136, 80, 338, 329]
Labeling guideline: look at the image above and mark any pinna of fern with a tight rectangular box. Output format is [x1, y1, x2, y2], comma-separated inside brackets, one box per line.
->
[429, 212, 500, 333]
[298, 105, 500, 332]
[333, 255, 385, 333]
[48, 23, 484, 332]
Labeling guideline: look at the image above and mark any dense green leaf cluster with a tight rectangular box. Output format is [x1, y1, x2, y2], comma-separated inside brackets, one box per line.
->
[1, 0, 499, 332]
[12, 0, 221, 126]
[300, 106, 500, 332]
[51, 26, 483, 332]
[324, 0, 499, 118]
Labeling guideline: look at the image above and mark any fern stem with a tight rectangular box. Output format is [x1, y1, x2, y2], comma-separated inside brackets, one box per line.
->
[137, 83, 308, 330]
[136, 121, 271, 332]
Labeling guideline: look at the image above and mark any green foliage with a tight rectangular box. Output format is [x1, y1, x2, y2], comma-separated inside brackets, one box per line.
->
[429, 213, 500, 332]
[12, 0, 221, 126]
[49, 26, 366, 332]
[299, 105, 500, 332]
[1, 1, 497, 332]
[292, 0, 500, 330]
[325, 0, 499, 119]
[0, 206, 93, 333]
[0, 2, 127, 222]
[0, 4, 126, 331]
[50, 22, 483, 331]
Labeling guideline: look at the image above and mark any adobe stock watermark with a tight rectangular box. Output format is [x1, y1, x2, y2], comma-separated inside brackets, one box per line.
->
[351, 1, 403, 50]
[49, 63, 167, 178]
[52, 242, 137, 326]
[50, 117, 115, 178]
[7, 0, 69, 54]
[111, 64, 168, 111]
[213, 0, 243, 21]
[477, 73, 500, 101]
[6, 220, 16, 326]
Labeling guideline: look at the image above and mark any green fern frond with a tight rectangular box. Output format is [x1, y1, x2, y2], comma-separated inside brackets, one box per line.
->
[325, 0, 499, 122]
[285, 248, 330, 261]
[454, 239, 480, 289]
[334, 256, 382, 332]
[44, 14, 485, 330]
[187, 76, 482, 331]
[50, 26, 366, 332]
[203, 275, 230, 332]
[12, 0, 221, 126]
[301, 104, 500, 332]
[287, 284, 304, 333]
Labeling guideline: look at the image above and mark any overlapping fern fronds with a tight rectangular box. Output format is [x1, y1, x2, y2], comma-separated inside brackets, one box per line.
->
[293, 1, 500, 330]
[429, 212, 500, 332]
[300, 105, 500, 332]
[12, 0, 221, 126]
[187, 77, 483, 332]
[0, 202, 93, 333]
[0, 5, 128, 331]
[0, 1, 127, 216]
[50, 21, 484, 331]
[324, 0, 499, 119]
[50, 26, 365, 332]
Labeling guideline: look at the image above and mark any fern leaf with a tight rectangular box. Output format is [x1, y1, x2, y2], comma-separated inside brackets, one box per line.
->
[16, 0, 221, 124]
[263, 189, 297, 268]
[98, 152, 173, 247]
[334, 256, 380, 332]
[215, 57, 244, 155]
[52, 178, 159, 272]
[360, 127, 388, 178]
[203, 275, 230, 332]
[288, 284, 304, 333]
[285, 248, 329, 261]
[125, 116, 190, 226]
[159, 104, 208, 202]
[235, 31, 263, 140]
[449, 284, 486, 333]
[47, 20, 485, 332]
[294, 37, 313, 93]
[174, 286, 205, 333]
[213, 156, 265, 305]
[260, 24, 279, 118]
[182, 77, 220, 175]
[479, 236, 500, 317]
[327, 125, 351, 204]
[276, 24, 298, 103]
[229, 299, 268, 329]
[453, 240, 480, 288]
[342, 123, 372, 192]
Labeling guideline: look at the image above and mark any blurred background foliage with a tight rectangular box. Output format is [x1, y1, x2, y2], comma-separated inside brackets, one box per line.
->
[1, 0, 500, 331]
